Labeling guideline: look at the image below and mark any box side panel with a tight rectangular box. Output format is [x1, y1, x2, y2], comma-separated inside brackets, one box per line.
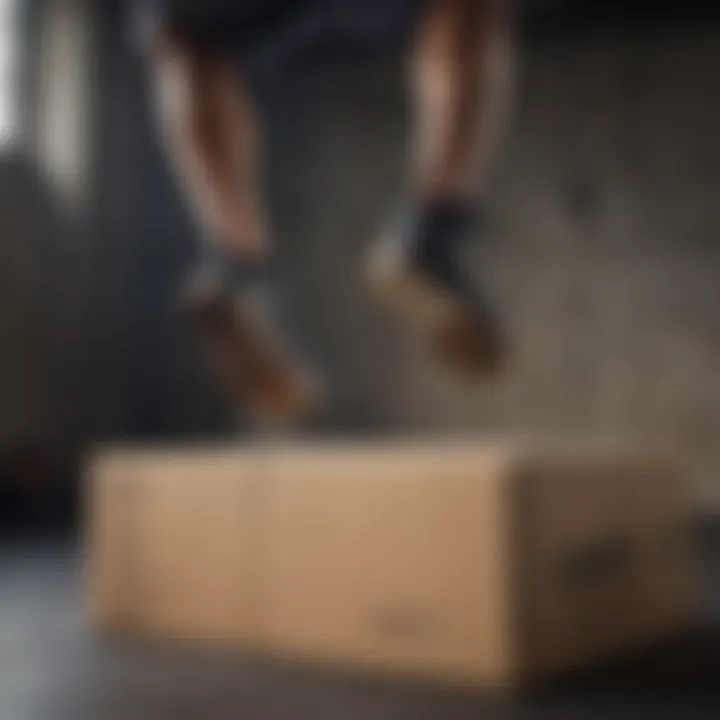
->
[515, 451, 693, 679]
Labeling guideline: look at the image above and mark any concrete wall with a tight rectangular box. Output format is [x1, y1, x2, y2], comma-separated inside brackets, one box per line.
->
[24, 3, 720, 503]
[258, 27, 720, 504]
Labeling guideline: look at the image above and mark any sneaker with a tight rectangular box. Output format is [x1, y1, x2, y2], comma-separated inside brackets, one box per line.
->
[367, 201, 506, 376]
[180, 269, 320, 425]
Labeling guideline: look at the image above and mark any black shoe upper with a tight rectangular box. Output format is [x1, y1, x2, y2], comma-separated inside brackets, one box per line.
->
[395, 200, 501, 325]
[410, 201, 481, 294]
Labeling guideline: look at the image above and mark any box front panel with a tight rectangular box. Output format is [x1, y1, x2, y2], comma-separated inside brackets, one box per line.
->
[265, 446, 514, 684]
[86, 453, 141, 631]
[132, 453, 265, 645]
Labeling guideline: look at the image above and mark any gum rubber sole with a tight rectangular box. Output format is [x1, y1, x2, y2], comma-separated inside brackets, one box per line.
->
[182, 286, 320, 425]
[367, 243, 504, 376]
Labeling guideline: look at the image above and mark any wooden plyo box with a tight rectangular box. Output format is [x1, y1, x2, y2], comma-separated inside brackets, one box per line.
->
[86, 440, 694, 687]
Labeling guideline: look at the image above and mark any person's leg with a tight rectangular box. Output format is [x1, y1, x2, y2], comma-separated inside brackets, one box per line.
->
[142, 26, 318, 424]
[411, 0, 512, 201]
[370, 0, 513, 376]
[148, 34, 268, 260]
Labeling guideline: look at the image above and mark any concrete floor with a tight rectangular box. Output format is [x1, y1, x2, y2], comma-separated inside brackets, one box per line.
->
[1, 529, 719, 720]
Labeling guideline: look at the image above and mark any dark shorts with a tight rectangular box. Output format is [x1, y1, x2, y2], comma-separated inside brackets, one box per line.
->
[133, 0, 309, 49]
[132, 0, 421, 55]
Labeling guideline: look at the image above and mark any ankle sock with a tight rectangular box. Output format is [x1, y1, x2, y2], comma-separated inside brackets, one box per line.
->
[200, 242, 272, 292]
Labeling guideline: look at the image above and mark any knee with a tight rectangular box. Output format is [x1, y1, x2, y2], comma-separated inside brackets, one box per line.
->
[149, 37, 216, 139]
[142, 23, 198, 69]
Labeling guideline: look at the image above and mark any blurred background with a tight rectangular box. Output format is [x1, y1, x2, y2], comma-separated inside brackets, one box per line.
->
[1, 1, 719, 717]
[1, 0, 719, 537]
